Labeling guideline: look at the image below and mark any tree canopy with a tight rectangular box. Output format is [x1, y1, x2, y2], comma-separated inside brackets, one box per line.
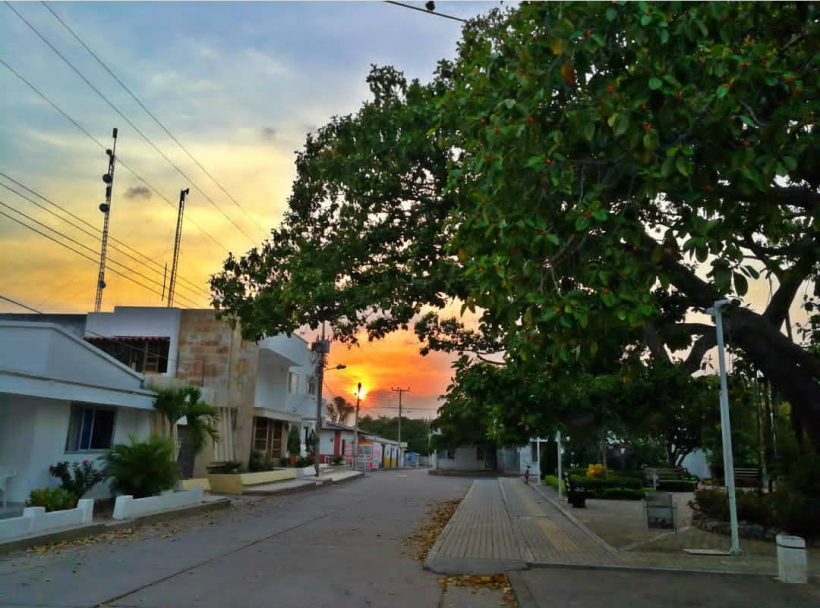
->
[212, 2, 819, 445]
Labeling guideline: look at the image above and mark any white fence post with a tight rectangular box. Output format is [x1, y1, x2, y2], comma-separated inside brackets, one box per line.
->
[77, 499, 94, 524]
[112, 495, 134, 520]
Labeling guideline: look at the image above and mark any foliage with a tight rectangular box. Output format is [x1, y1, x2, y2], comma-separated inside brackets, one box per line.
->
[571, 475, 643, 493]
[49, 460, 105, 499]
[26, 487, 75, 512]
[587, 464, 605, 478]
[327, 397, 356, 425]
[359, 415, 432, 455]
[153, 385, 219, 478]
[772, 451, 820, 537]
[656, 479, 698, 492]
[102, 435, 179, 498]
[248, 450, 271, 472]
[207, 461, 241, 474]
[600, 488, 647, 500]
[691, 487, 778, 528]
[306, 430, 316, 457]
[330, 454, 345, 465]
[211, 2, 820, 444]
[543, 474, 566, 492]
[295, 456, 315, 468]
[287, 424, 301, 457]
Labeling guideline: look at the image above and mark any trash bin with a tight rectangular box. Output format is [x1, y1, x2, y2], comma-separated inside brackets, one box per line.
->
[776, 533, 807, 584]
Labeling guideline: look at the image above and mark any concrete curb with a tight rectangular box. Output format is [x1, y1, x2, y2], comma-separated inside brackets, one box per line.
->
[0, 498, 232, 556]
[525, 560, 779, 578]
[506, 571, 538, 608]
[528, 482, 620, 556]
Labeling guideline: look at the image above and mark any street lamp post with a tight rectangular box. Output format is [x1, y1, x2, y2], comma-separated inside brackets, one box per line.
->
[709, 299, 741, 555]
[556, 431, 563, 500]
[353, 382, 362, 470]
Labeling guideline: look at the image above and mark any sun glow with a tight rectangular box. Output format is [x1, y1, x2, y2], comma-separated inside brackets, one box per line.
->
[353, 384, 368, 400]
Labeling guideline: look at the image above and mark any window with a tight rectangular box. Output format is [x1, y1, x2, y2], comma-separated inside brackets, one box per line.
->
[88, 337, 170, 374]
[307, 376, 316, 396]
[476, 446, 486, 461]
[531, 441, 539, 463]
[288, 372, 299, 394]
[341, 439, 346, 456]
[66, 404, 116, 452]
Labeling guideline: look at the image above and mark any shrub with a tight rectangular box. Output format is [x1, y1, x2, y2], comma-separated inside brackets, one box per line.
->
[27, 487, 75, 512]
[103, 435, 179, 498]
[330, 455, 344, 466]
[49, 460, 105, 499]
[600, 488, 646, 500]
[295, 456, 315, 468]
[543, 475, 566, 492]
[657, 479, 697, 492]
[207, 461, 242, 474]
[571, 475, 642, 492]
[287, 424, 301, 457]
[248, 450, 269, 472]
[587, 464, 605, 478]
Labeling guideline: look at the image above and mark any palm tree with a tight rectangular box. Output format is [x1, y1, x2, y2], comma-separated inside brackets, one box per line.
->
[327, 396, 355, 425]
[153, 386, 219, 478]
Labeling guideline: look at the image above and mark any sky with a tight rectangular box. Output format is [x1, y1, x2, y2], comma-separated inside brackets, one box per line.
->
[0, 1, 495, 418]
[0, 2, 811, 419]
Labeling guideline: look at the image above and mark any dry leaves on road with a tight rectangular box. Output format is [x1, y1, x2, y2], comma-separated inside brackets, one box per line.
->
[404, 498, 461, 561]
[438, 574, 518, 608]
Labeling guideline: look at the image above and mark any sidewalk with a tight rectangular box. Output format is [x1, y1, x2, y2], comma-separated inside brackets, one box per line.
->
[425, 477, 816, 579]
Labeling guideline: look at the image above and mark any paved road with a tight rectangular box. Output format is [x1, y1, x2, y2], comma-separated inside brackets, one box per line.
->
[0, 470, 470, 608]
[2, 471, 817, 608]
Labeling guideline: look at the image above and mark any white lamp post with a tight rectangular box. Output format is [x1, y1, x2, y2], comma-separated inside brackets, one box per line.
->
[556, 430, 563, 500]
[708, 299, 741, 555]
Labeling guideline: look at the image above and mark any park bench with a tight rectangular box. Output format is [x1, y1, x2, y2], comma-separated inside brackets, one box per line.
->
[562, 473, 586, 508]
[644, 467, 695, 488]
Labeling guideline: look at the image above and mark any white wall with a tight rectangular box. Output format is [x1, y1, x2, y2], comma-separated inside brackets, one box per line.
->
[0, 395, 151, 503]
[254, 351, 289, 409]
[435, 446, 487, 471]
[682, 449, 711, 480]
[86, 307, 182, 376]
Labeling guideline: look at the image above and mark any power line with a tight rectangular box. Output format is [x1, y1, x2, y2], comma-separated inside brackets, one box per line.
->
[0, 199, 205, 308]
[40, 1, 268, 239]
[0, 56, 230, 254]
[383, 1, 467, 23]
[0, 295, 43, 314]
[0, 294, 183, 367]
[0, 172, 212, 301]
[4, 2, 258, 246]
[0, 205, 195, 305]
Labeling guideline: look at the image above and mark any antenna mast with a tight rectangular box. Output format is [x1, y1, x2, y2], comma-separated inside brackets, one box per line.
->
[167, 188, 189, 307]
[94, 127, 118, 312]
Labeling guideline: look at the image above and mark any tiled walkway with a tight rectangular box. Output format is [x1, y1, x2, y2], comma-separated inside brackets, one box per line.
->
[425, 477, 805, 577]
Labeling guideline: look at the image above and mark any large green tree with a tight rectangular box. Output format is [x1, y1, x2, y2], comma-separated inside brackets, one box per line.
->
[212, 2, 819, 444]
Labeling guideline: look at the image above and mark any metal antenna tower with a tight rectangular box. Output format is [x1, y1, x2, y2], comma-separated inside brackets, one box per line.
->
[167, 188, 189, 307]
[94, 127, 118, 312]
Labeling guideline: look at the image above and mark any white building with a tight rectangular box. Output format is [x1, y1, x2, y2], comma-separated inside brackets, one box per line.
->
[0, 321, 156, 506]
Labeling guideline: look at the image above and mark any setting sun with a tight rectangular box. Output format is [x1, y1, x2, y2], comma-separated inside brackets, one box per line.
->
[353, 384, 368, 400]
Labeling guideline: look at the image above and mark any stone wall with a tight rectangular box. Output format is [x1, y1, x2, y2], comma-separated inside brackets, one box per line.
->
[177, 310, 258, 472]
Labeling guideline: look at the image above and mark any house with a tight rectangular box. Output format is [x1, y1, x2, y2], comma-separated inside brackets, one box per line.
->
[319, 421, 404, 469]
[0, 321, 156, 507]
[0, 307, 322, 477]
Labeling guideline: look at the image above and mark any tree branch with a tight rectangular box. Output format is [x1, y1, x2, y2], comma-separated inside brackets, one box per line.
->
[643, 322, 671, 363]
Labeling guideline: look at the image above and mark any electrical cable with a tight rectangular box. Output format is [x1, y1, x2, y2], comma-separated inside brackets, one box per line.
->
[0, 178, 212, 302]
[41, 1, 268, 239]
[383, 1, 467, 23]
[0, 200, 205, 308]
[4, 2, 259, 246]
[0, 56, 231, 254]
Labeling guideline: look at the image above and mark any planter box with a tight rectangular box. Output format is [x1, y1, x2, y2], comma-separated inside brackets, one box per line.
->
[0, 499, 94, 542]
[113, 487, 203, 520]
[179, 478, 211, 492]
[207, 469, 297, 495]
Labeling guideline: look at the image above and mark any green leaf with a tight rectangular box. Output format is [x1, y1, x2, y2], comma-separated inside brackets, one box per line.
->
[739, 115, 755, 127]
[716, 85, 729, 98]
[696, 246, 709, 263]
[714, 266, 731, 292]
[592, 209, 608, 221]
[649, 77, 663, 90]
[546, 234, 560, 246]
[660, 156, 675, 178]
[675, 155, 691, 177]
[733, 272, 748, 296]
[783, 156, 798, 172]
[575, 216, 590, 231]
[614, 114, 630, 137]
[606, 7, 617, 21]
[660, 29, 669, 44]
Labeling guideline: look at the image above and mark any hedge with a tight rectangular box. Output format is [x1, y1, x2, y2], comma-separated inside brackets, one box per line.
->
[600, 488, 647, 500]
[571, 475, 643, 491]
[657, 479, 698, 492]
[543, 475, 566, 492]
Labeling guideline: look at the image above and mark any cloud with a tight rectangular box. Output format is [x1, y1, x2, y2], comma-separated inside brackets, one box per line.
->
[123, 185, 152, 200]
[261, 127, 277, 141]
